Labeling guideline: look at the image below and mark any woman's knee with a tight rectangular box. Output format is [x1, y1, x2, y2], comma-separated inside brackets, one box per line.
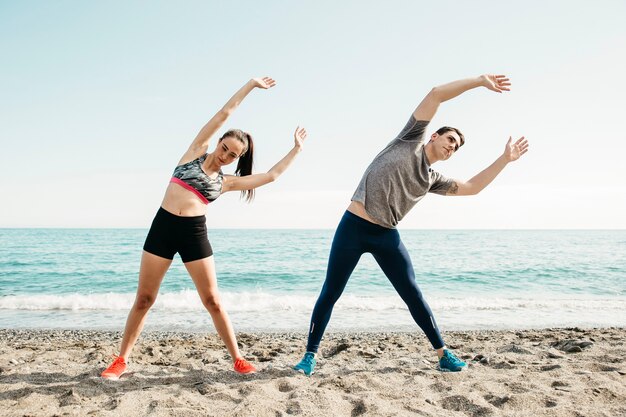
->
[134, 293, 157, 310]
[202, 294, 223, 313]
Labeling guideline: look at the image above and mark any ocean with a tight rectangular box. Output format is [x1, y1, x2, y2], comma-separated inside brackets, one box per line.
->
[0, 229, 624, 332]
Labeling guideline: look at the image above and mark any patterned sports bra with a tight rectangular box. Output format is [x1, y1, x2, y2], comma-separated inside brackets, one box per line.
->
[170, 154, 223, 204]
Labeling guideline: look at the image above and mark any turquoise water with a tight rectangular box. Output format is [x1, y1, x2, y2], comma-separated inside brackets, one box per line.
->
[1, 229, 625, 331]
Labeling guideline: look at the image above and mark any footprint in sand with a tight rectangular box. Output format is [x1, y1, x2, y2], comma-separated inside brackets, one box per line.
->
[504, 382, 530, 394]
[429, 382, 452, 393]
[492, 361, 516, 370]
[552, 339, 594, 353]
[441, 395, 492, 416]
[238, 385, 254, 397]
[351, 398, 367, 416]
[58, 388, 80, 407]
[589, 386, 619, 401]
[104, 397, 119, 411]
[551, 380, 570, 392]
[323, 342, 350, 358]
[278, 380, 295, 393]
[206, 391, 243, 404]
[544, 398, 558, 408]
[147, 400, 158, 413]
[496, 344, 533, 355]
[285, 400, 302, 415]
[484, 393, 510, 408]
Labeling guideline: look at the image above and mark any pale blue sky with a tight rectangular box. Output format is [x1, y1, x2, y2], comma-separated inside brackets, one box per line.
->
[1, 0, 625, 228]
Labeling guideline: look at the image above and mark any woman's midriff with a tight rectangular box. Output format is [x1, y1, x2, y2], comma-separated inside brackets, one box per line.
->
[161, 182, 208, 217]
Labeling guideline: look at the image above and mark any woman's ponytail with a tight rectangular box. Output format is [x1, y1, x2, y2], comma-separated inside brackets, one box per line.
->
[235, 132, 254, 202]
[220, 129, 255, 202]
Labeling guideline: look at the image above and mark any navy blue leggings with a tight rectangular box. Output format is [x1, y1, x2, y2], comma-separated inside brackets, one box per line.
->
[306, 211, 445, 353]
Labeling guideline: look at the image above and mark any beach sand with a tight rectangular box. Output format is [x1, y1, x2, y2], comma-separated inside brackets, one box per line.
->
[0, 328, 624, 416]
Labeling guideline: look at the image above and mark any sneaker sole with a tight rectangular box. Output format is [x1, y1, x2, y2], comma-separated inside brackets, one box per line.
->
[101, 371, 126, 380]
[437, 365, 467, 373]
[234, 368, 257, 375]
[294, 368, 314, 376]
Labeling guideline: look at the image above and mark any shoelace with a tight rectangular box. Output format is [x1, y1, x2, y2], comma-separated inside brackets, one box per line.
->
[107, 355, 126, 370]
[235, 358, 252, 369]
[444, 351, 461, 363]
[301, 354, 314, 365]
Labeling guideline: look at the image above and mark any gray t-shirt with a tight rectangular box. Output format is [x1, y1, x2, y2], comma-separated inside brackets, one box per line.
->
[351, 115, 455, 228]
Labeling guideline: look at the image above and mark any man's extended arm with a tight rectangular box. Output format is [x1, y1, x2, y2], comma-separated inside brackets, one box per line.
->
[413, 74, 510, 121]
[447, 136, 529, 196]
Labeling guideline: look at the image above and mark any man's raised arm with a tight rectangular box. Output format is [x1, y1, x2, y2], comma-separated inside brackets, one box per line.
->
[413, 74, 511, 121]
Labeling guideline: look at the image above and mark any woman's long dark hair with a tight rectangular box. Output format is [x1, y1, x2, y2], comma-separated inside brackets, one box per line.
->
[220, 129, 255, 202]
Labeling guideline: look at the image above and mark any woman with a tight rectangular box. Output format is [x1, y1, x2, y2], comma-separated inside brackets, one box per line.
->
[101, 77, 307, 378]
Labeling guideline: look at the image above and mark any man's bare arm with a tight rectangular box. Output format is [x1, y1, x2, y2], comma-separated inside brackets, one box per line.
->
[447, 136, 529, 196]
[413, 74, 511, 122]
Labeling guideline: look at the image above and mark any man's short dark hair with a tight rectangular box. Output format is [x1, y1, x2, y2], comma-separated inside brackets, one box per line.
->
[436, 126, 465, 149]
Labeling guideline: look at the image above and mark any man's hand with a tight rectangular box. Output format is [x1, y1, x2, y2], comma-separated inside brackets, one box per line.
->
[504, 136, 529, 162]
[293, 126, 307, 150]
[481, 74, 511, 93]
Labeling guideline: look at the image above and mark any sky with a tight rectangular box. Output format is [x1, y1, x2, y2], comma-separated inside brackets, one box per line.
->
[1, 0, 625, 229]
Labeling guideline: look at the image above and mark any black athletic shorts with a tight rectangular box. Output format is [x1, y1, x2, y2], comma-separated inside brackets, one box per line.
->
[143, 207, 213, 263]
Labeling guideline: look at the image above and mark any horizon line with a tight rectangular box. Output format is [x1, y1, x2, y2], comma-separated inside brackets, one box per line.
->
[1, 227, 625, 231]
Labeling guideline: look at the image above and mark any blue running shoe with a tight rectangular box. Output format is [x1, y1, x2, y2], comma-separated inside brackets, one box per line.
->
[438, 350, 467, 372]
[293, 352, 316, 376]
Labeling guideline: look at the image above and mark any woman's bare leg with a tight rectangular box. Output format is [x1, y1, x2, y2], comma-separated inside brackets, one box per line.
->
[184, 256, 242, 361]
[118, 251, 172, 360]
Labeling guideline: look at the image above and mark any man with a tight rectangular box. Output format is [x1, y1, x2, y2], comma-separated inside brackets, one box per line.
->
[294, 74, 528, 375]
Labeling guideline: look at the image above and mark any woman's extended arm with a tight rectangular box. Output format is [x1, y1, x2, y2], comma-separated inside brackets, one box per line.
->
[187, 77, 276, 154]
[222, 127, 308, 193]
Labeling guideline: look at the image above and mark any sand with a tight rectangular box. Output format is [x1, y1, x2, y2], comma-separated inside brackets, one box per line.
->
[0, 327, 624, 416]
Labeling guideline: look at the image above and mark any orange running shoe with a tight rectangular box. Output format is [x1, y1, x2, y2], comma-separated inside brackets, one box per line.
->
[233, 358, 256, 374]
[101, 356, 127, 380]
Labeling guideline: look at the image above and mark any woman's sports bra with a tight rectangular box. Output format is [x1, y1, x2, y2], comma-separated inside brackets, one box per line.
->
[170, 154, 223, 204]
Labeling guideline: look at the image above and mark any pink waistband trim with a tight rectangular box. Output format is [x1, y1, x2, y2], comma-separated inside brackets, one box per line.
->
[170, 177, 209, 205]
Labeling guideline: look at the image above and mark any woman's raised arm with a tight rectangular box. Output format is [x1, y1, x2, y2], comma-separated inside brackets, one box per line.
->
[187, 77, 276, 154]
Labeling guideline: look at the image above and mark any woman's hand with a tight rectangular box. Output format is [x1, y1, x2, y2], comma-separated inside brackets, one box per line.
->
[294, 126, 307, 149]
[503, 136, 529, 162]
[480, 74, 511, 93]
[223, 126, 309, 193]
[251, 77, 276, 89]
